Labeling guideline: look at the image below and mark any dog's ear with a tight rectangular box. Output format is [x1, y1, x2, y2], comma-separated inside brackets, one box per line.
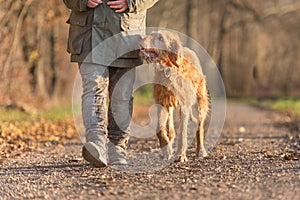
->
[169, 38, 183, 67]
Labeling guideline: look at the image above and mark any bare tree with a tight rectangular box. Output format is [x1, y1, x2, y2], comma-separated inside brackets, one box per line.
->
[0, 0, 76, 108]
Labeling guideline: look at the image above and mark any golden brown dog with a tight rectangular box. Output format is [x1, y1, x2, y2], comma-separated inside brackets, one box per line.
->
[138, 31, 209, 162]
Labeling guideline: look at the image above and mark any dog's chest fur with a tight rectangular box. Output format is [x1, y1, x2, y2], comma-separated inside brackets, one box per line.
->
[153, 67, 197, 108]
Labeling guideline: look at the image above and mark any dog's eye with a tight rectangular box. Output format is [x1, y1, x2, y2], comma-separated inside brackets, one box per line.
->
[158, 36, 164, 42]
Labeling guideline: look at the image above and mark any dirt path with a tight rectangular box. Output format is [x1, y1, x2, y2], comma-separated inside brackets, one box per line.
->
[0, 102, 299, 199]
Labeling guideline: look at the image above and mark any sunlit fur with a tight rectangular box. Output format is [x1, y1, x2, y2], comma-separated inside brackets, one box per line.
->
[139, 31, 209, 162]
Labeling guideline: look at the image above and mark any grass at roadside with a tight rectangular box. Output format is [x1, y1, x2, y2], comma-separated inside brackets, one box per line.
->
[229, 98, 300, 116]
[253, 98, 300, 116]
[0, 107, 33, 122]
[228, 98, 300, 116]
[0, 106, 73, 122]
[41, 106, 74, 122]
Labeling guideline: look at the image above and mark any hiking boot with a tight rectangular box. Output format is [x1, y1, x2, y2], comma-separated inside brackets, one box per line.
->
[107, 141, 128, 165]
[82, 141, 107, 167]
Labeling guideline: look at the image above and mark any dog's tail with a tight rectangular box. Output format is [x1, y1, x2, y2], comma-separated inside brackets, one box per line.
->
[190, 111, 198, 123]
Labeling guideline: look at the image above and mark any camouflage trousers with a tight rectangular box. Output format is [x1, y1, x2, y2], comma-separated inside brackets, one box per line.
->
[79, 63, 136, 149]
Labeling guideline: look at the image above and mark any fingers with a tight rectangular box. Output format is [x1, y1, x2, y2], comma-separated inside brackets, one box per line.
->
[107, 0, 128, 13]
[87, 0, 102, 8]
[114, 7, 128, 13]
[87, 0, 128, 13]
[90, 0, 102, 4]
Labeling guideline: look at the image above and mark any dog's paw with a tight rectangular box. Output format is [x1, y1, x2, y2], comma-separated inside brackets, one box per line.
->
[175, 155, 188, 163]
[197, 149, 208, 158]
[161, 146, 174, 160]
[166, 144, 174, 159]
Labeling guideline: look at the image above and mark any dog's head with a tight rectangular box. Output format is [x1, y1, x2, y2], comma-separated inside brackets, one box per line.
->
[138, 31, 183, 67]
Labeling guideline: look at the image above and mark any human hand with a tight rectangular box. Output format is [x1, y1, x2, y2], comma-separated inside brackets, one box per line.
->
[107, 0, 129, 13]
[87, 0, 103, 8]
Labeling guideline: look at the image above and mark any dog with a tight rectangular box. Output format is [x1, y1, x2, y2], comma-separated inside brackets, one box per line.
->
[138, 31, 209, 162]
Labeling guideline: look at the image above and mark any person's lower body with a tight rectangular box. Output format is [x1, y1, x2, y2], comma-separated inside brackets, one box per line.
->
[79, 62, 135, 167]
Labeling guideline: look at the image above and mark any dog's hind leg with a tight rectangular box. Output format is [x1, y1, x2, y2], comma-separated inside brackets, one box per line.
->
[196, 110, 208, 157]
[176, 107, 189, 162]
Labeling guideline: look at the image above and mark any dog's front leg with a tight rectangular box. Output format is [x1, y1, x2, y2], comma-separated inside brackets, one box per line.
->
[176, 108, 189, 162]
[157, 106, 170, 159]
[166, 107, 175, 159]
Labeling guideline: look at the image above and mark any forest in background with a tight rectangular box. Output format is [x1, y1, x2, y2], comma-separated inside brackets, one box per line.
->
[149, 0, 300, 98]
[0, 0, 76, 109]
[0, 0, 300, 109]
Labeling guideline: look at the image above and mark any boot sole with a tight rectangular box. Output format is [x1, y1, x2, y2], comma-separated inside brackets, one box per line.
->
[82, 145, 107, 167]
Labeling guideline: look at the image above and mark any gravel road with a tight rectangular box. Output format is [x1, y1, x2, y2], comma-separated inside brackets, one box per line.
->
[0, 102, 299, 199]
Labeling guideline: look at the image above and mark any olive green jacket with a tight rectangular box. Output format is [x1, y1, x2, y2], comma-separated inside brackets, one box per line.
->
[63, 0, 158, 67]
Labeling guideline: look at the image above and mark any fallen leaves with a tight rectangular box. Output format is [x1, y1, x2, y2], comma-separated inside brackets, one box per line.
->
[280, 152, 299, 161]
[0, 116, 77, 159]
[220, 147, 226, 151]
[263, 150, 273, 157]
[261, 149, 299, 161]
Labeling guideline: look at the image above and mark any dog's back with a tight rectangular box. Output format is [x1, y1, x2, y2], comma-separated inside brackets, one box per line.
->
[182, 47, 202, 72]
